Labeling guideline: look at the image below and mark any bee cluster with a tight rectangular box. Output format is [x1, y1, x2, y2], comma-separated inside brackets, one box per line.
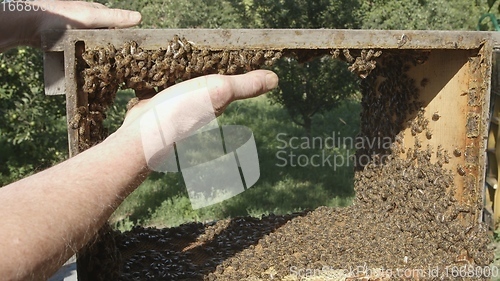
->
[75, 44, 493, 280]
[353, 51, 429, 167]
[79, 213, 306, 280]
[76, 38, 380, 151]
[332, 48, 382, 79]
[77, 36, 283, 151]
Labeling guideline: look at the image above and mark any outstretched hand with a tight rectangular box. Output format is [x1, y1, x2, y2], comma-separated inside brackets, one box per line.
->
[34, 1, 142, 30]
[119, 70, 279, 161]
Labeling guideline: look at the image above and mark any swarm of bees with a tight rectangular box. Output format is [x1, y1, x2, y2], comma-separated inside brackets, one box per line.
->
[77, 36, 285, 151]
[81, 36, 284, 94]
[332, 48, 382, 79]
[76, 43, 493, 280]
[77, 37, 383, 151]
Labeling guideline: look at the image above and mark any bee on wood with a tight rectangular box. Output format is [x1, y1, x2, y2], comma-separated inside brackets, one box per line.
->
[343, 49, 354, 63]
[97, 48, 107, 65]
[251, 50, 263, 65]
[129, 41, 138, 55]
[105, 43, 116, 57]
[271, 51, 282, 64]
[200, 47, 210, 57]
[331, 49, 340, 59]
[82, 51, 96, 66]
[171, 35, 180, 50]
[70, 106, 87, 130]
[360, 49, 368, 60]
[151, 48, 165, 61]
[426, 130, 432, 140]
[365, 49, 375, 61]
[227, 64, 238, 75]
[220, 50, 230, 65]
[173, 47, 185, 60]
[133, 51, 148, 61]
[264, 50, 275, 59]
[181, 37, 192, 53]
[432, 112, 440, 121]
[457, 165, 466, 176]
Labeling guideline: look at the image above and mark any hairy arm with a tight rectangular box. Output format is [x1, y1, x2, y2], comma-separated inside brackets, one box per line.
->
[0, 71, 279, 280]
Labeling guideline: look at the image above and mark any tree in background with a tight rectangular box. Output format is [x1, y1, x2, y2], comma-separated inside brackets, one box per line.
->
[252, 0, 359, 29]
[0, 48, 67, 186]
[268, 57, 357, 137]
[102, 0, 246, 28]
[358, 0, 484, 30]
[252, 0, 361, 136]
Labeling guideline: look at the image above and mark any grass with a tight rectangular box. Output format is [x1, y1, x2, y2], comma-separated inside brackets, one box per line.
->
[110, 94, 361, 231]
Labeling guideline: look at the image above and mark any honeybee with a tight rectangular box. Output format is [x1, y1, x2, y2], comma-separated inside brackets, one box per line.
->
[152, 71, 164, 82]
[174, 47, 185, 60]
[82, 51, 96, 66]
[425, 129, 432, 140]
[227, 64, 238, 75]
[172, 35, 180, 50]
[343, 49, 354, 63]
[264, 50, 275, 59]
[70, 106, 87, 130]
[432, 112, 440, 121]
[220, 50, 230, 65]
[457, 165, 466, 176]
[105, 43, 116, 57]
[331, 49, 340, 59]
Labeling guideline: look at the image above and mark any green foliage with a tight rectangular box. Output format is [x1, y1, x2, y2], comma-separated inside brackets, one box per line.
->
[250, 0, 362, 135]
[103, 0, 246, 28]
[0, 48, 67, 186]
[359, 0, 485, 30]
[252, 0, 361, 28]
[268, 56, 358, 135]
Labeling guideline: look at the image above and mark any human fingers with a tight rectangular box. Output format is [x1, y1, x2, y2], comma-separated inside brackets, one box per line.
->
[36, 1, 141, 29]
[125, 70, 279, 125]
[205, 69, 279, 115]
[74, 3, 142, 28]
[133, 70, 278, 171]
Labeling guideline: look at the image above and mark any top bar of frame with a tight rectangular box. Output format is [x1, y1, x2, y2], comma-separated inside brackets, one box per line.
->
[41, 29, 497, 52]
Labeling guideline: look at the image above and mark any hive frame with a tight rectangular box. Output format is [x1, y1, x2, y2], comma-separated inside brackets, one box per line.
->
[41, 29, 494, 209]
[40, 28, 500, 280]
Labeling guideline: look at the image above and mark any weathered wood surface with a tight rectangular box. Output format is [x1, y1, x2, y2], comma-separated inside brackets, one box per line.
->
[42, 29, 494, 51]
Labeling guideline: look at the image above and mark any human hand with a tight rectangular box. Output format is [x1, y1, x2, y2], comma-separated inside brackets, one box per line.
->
[33, 1, 142, 30]
[117, 70, 279, 168]
[0, 1, 141, 51]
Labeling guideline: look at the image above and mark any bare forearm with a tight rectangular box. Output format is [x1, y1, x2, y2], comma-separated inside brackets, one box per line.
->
[0, 129, 149, 280]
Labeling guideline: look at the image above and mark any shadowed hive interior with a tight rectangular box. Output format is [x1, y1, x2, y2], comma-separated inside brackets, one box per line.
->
[72, 37, 493, 281]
